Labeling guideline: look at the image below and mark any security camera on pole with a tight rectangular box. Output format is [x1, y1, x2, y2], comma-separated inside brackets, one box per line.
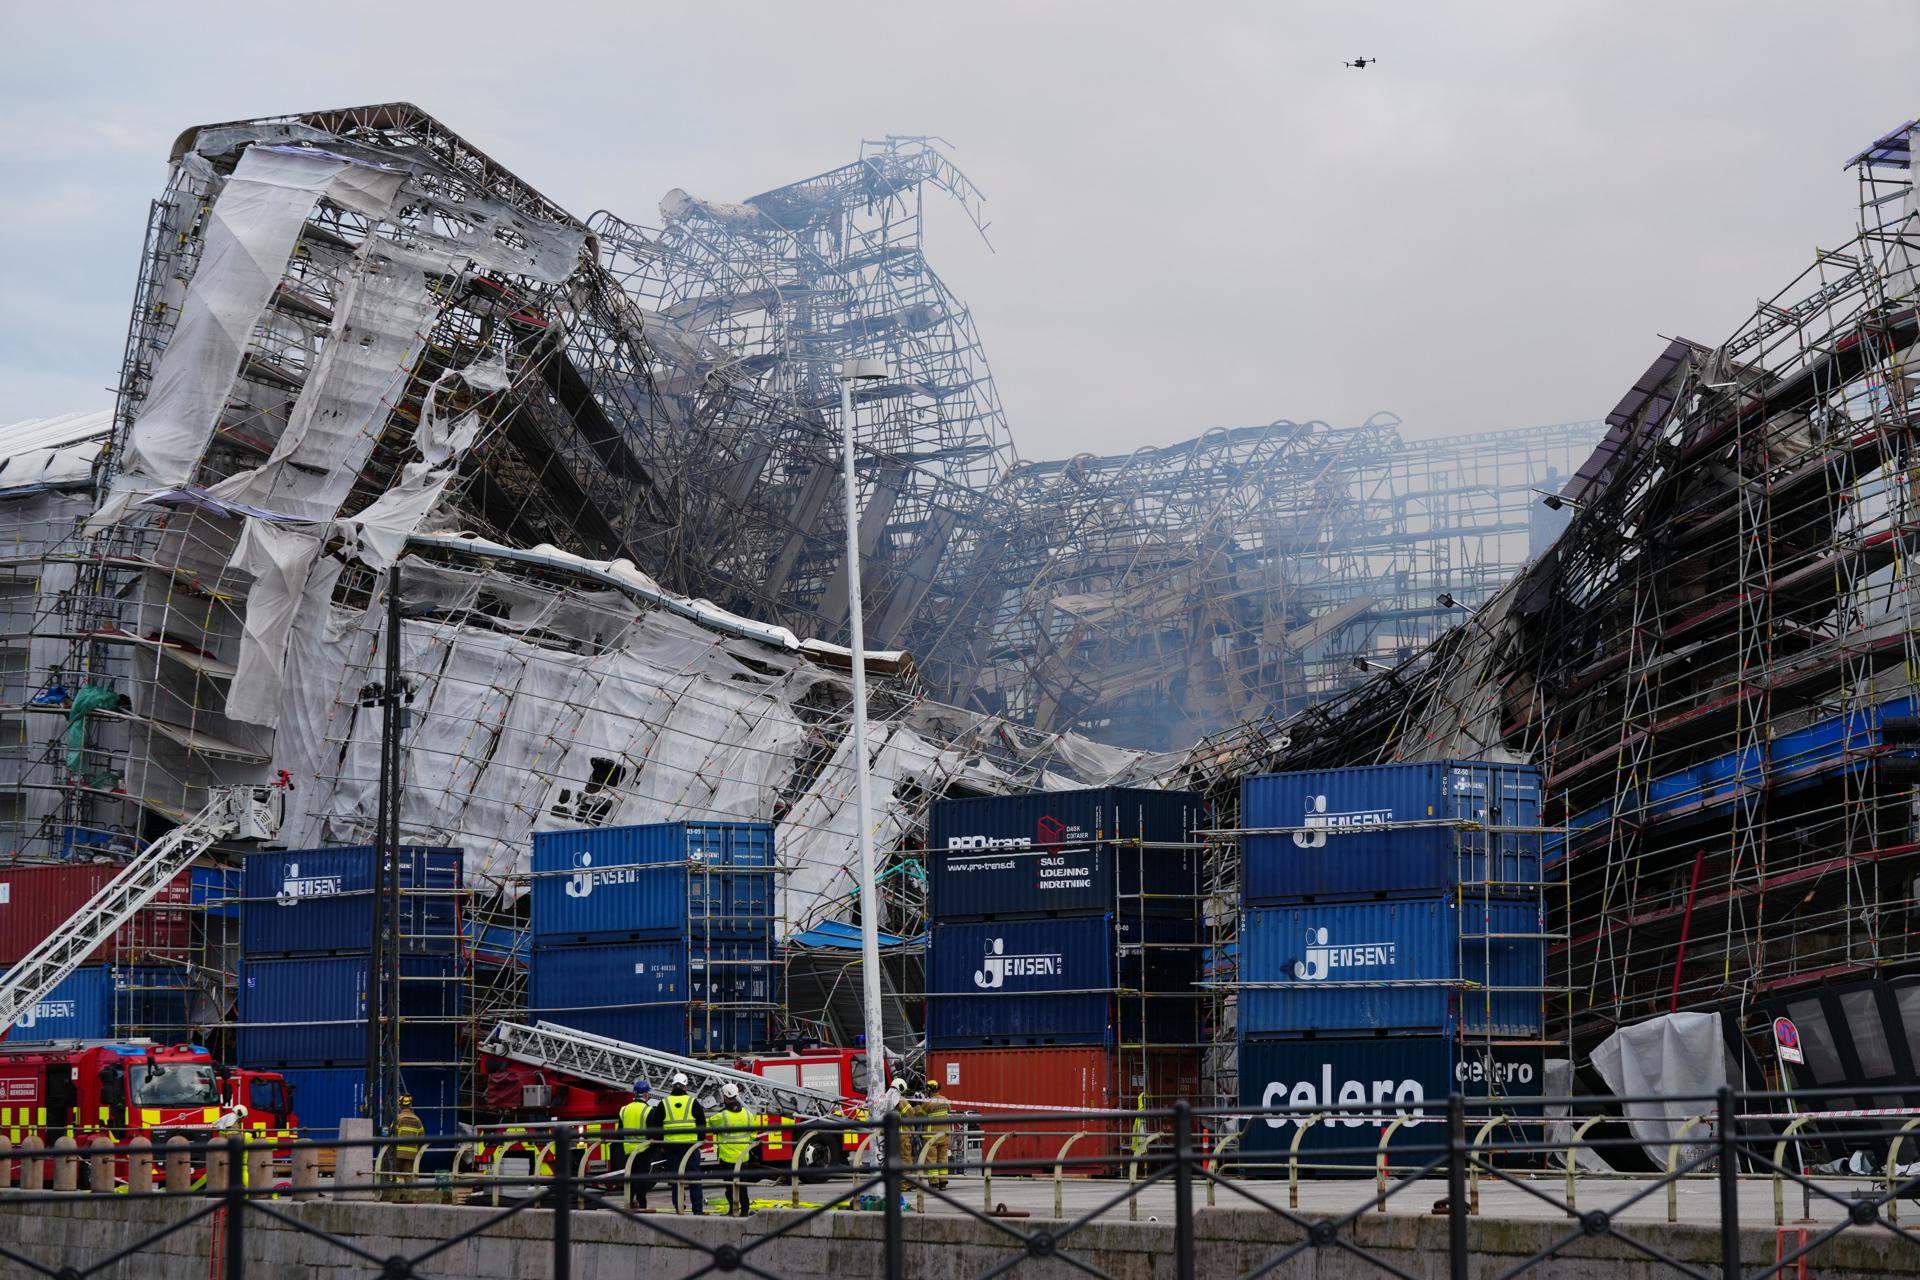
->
[836, 357, 891, 1119]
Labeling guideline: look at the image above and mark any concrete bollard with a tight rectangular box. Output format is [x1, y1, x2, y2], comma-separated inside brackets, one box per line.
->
[164, 1136, 192, 1192]
[204, 1142, 230, 1192]
[51, 1136, 79, 1191]
[19, 1137, 44, 1190]
[87, 1136, 115, 1192]
[247, 1143, 272, 1192]
[292, 1145, 319, 1200]
[0, 1134, 12, 1189]
[126, 1140, 154, 1194]
[335, 1118, 374, 1200]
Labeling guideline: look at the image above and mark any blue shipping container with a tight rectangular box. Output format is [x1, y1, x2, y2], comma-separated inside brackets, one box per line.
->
[192, 865, 239, 920]
[530, 822, 775, 945]
[1237, 1035, 1544, 1169]
[1240, 898, 1543, 1036]
[526, 938, 774, 1056]
[9, 966, 192, 1040]
[241, 847, 462, 955]
[237, 953, 463, 1065]
[927, 787, 1201, 920]
[275, 1066, 459, 1140]
[1242, 762, 1542, 903]
[926, 915, 1199, 1047]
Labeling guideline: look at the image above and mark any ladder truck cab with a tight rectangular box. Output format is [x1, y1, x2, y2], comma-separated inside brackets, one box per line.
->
[0, 1040, 243, 1146]
[219, 1065, 300, 1145]
[737, 1046, 891, 1166]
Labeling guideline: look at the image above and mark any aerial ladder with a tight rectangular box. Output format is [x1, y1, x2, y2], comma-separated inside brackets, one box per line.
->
[0, 785, 284, 1034]
[481, 1020, 855, 1122]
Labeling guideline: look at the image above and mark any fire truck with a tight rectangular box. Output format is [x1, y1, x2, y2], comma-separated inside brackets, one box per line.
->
[479, 1021, 894, 1172]
[0, 1039, 295, 1149]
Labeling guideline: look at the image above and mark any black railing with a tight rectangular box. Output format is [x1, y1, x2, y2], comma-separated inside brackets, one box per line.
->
[0, 1087, 1915, 1278]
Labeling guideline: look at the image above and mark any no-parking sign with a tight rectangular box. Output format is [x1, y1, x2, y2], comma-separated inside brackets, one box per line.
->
[1773, 1017, 1804, 1065]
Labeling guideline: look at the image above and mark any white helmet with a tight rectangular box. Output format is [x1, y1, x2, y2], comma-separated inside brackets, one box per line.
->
[721, 1082, 741, 1100]
[671, 1072, 689, 1087]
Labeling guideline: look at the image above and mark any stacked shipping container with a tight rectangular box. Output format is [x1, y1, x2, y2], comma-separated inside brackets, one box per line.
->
[235, 846, 465, 1137]
[527, 822, 777, 1056]
[1236, 762, 1548, 1168]
[925, 787, 1204, 1162]
[0, 864, 217, 1042]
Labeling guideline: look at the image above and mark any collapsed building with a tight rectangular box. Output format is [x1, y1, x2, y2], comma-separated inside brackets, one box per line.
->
[1, 102, 1597, 1058]
[1192, 118, 1920, 1103]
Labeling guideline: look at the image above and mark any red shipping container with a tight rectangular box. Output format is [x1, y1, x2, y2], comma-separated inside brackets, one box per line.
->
[0, 866, 196, 966]
[925, 1046, 1200, 1170]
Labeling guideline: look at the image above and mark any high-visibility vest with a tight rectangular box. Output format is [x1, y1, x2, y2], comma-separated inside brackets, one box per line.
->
[618, 1100, 651, 1157]
[712, 1107, 759, 1166]
[660, 1093, 698, 1143]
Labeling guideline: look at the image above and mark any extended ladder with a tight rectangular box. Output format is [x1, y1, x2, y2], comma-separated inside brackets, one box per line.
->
[0, 785, 284, 1033]
[481, 1020, 850, 1120]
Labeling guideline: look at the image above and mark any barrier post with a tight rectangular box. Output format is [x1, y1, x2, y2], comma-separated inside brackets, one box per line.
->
[553, 1126, 573, 1280]
[223, 1135, 245, 1280]
[126, 1140, 153, 1194]
[1173, 1102, 1195, 1280]
[1717, 1087, 1741, 1280]
[1447, 1095, 1468, 1280]
[882, 1112, 903, 1279]
[51, 1135, 78, 1192]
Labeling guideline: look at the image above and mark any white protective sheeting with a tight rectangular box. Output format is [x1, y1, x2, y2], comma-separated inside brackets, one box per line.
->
[224, 518, 326, 728]
[1590, 1011, 1728, 1166]
[95, 147, 405, 526]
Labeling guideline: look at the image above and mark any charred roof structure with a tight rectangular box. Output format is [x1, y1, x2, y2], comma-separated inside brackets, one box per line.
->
[1187, 118, 1920, 1094]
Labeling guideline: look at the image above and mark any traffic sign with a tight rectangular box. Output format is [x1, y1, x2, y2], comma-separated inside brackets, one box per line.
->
[1773, 1016, 1804, 1065]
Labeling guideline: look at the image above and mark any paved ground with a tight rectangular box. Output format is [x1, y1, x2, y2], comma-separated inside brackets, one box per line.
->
[593, 1165, 1912, 1231]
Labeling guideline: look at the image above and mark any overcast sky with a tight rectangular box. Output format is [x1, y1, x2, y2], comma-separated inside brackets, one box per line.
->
[4, 1, 1918, 458]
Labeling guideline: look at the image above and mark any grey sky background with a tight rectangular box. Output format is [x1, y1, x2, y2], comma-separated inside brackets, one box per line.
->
[4, 1, 1918, 459]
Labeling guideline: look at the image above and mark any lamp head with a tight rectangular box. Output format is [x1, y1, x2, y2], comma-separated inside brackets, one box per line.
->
[837, 358, 889, 382]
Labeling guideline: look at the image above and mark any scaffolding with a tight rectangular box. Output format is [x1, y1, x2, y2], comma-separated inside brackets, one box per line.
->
[0, 103, 1625, 1118]
[966, 417, 1600, 749]
[1181, 117, 1920, 1082]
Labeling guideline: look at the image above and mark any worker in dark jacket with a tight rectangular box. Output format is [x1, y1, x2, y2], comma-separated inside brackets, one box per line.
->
[646, 1072, 708, 1214]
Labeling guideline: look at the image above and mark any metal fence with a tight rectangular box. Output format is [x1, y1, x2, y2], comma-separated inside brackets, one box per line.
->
[0, 1087, 1916, 1278]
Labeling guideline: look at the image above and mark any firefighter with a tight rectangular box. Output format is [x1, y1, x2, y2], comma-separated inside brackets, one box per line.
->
[647, 1072, 706, 1214]
[618, 1080, 655, 1208]
[390, 1095, 425, 1202]
[916, 1077, 952, 1189]
[1130, 1089, 1150, 1164]
[711, 1083, 761, 1216]
[895, 1078, 920, 1169]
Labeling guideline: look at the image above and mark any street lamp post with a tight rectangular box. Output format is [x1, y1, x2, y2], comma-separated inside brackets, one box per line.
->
[836, 357, 891, 1112]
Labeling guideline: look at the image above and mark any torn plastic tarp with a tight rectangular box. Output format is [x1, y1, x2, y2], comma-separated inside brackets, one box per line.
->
[1591, 1011, 1728, 1167]
[224, 518, 326, 728]
[93, 146, 406, 528]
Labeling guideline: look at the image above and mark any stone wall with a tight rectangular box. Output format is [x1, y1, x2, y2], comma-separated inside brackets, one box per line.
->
[0, 1194, 1910, 1280]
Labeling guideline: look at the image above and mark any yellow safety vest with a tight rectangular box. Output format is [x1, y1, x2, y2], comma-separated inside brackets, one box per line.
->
[618, 1100, 651, 1156]
[712, 1107, 759, 1166]
[660, 1093, 698, 1143]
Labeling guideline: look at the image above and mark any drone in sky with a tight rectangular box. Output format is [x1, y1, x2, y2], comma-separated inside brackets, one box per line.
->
[1343, 57, 1377, 69]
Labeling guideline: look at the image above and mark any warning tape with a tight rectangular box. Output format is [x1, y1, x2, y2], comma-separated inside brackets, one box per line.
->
[1740, 1106, 1920, 1121]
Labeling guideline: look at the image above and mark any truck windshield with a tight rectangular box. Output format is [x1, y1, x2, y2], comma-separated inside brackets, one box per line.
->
[134, 1064, 218, 1107]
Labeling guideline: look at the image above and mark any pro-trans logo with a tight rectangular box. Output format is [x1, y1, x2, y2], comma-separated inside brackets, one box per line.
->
[973, 937, 1062, 989]
[277, 862, 344, 906]
[1292, 926, 1396, 981]
[563, 851, 641, 900]
[1292, 794, 1393, 848]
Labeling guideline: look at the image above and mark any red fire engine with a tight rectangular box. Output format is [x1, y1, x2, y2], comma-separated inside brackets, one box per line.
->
[0, 1039, 295, 1149]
